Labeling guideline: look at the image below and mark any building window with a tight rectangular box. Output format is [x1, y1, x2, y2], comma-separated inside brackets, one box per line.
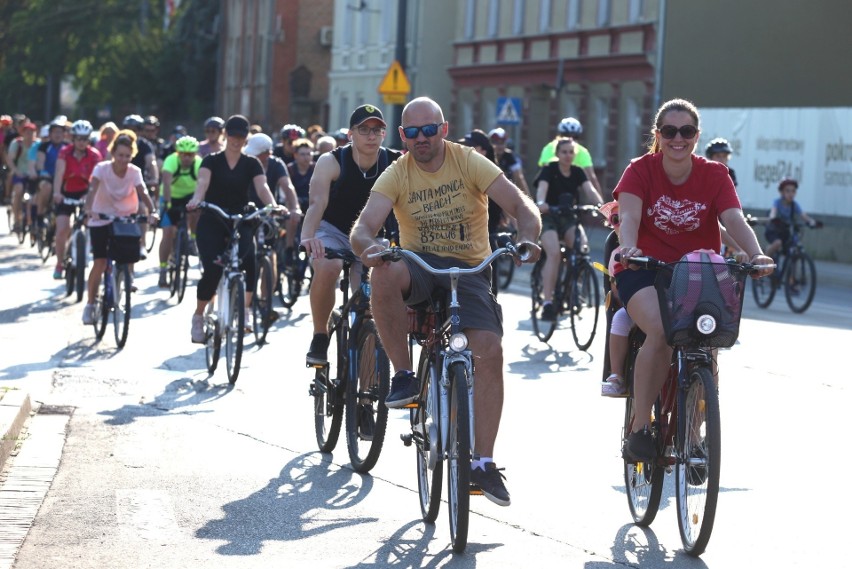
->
[629, 0, 644, 23]
[380, 0, 393, 44]
[487, 0, 500, 38]
[593, 97, 609, 165]
[464, 0, 476, 39]
[566, 0, 581, 30]
[538, 0, 550, 33]
[597, 0, 611, 28]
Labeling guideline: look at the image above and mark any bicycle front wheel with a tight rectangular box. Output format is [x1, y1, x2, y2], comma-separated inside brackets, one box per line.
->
[530, 258, 557, 342]
[112, 265, 132, 348]
[413, 347, 442, 522]
[495, 254, 514, 290]
[204, 302, 221, 374]
[278, 247, 303, 309]
[74, 230, 87, 303]
[313, 310, 345, 452]
[784, 252, 816, 313]
[447, 361, 471, 553]
[144, 221, 157, 253]
[345, 319, 390, 473]
[675, 365, 720, 557]
[570, 261, 601, 351]
[751, 272, 777, 308]
[92, 287, 109, 341]
[252, 254, 275, 345]
[225, 277, 246, 384]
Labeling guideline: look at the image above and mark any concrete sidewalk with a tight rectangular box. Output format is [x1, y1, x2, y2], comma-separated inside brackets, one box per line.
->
[0, 388, 32, 472]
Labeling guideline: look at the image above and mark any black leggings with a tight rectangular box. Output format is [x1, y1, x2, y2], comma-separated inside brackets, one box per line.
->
[196, 213, 256, 301]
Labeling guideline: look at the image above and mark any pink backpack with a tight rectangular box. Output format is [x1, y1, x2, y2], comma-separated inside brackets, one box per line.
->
[662, 250, 744, 347]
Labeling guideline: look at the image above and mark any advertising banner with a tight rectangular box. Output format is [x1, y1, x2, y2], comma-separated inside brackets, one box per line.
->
[700, 108, 852, 217]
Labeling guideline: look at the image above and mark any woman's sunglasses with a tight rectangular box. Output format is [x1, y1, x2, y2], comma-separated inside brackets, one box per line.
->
[657, 124, 698, 140]
[401, 123, 442, 139]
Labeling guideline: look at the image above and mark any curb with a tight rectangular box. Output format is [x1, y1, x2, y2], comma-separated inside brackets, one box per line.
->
[0, 389, 32, 472]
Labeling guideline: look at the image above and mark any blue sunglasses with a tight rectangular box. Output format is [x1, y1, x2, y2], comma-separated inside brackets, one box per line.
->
[401, 123, 442, 139]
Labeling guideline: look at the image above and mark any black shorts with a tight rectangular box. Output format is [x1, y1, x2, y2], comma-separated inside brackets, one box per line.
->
[89, 224, 110, 260]
[541, 211, 578, 238]
[402, 252, 502, 336]
[55, 191, 87, 217]
[614, 268, 657, 309]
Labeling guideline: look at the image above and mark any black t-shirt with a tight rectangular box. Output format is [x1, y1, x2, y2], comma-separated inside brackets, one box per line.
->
[249, 155, 287, 204]
[131, 137, 155, 178]
[287, 161, 314, 208]
[534, 162, 588, 207]
[201, 151, 264, 214]
[322, 145, 402, 235]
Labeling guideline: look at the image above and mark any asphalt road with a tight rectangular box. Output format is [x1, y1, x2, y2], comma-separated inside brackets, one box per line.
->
[0, 220, 849, 568]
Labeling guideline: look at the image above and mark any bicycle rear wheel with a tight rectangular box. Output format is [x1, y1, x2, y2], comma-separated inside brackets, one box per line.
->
[530, 258, 557, 342]
[447, 361, 471, 553]
[675, 365, 720, 557]
[413, 348, 442, 522]
[784, 252, 816, 313]
[345, 319, 391, 473]
[313, 310, 344, 452]
[225, 277, 245, 384]
[569, 261, 600, 351]
[252, 254, 275, 345]
[92, 289, 109, 341]
[74, 230, 87, 303]
[204, 302, 221, 374]
[751, 272, 777, 308]
[112, 264, 132, 348]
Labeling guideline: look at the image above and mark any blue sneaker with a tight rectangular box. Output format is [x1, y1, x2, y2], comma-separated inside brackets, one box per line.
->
[385, 370, 419, 409]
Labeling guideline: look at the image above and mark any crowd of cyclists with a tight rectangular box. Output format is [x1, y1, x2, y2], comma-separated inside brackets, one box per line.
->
[2, 98, 791, 550]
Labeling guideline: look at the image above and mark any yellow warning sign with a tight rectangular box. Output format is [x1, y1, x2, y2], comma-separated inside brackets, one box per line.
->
[378, 60, 411, 96]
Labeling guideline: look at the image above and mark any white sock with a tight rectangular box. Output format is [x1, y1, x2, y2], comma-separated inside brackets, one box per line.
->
[472, 457, 492, 471]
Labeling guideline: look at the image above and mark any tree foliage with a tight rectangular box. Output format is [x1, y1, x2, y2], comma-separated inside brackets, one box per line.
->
[0, 0, 219, 125]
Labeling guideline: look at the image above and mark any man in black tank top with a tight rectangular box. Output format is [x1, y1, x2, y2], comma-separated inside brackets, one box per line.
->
[300, 105, 402, 369]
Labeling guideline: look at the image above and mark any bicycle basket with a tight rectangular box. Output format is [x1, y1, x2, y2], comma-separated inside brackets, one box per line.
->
[406, 306, 436, 342]
[655, 251, 747, 348]
[108, 221, 142, 264]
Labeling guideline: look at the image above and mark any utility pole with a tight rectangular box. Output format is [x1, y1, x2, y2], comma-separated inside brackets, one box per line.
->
[391, 0, 407, 149]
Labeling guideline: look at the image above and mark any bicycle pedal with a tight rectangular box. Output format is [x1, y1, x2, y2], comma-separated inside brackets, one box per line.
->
[402, 401, 419, 409]
[469, 484, 484, 496]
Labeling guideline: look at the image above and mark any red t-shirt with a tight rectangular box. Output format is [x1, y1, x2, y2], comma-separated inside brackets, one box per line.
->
[613, 153, 741, 263]
[59, 145, 103, 194]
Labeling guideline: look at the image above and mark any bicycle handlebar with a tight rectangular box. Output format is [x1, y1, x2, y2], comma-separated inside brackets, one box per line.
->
[368, 242, 534, 276]
[615, 254, 776, 275]
[198, 201, 287, 224]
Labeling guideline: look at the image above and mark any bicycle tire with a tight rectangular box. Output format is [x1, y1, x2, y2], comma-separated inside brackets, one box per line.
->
[345, 319, 391, 473]
[530, 258, 557, 342]
[113, 265, 132, 348]
[253, 254, 275, 345]
[144, 221, 157, 253]
[413, 347, 442, 523]
[176, 248, 190, 303]
[74, 230, 87, 303]
[676, 365, 720, 557]
[225, 277, 245, 384]
[278, 247, 303, 309]
[447, 361, 471, 553]
[313, 310, 345, 452]
[15, 221, 25, 244]
[495, 255, 514, 290]
[784, 252, 816, 314]
[205, 302, 221, 374]
[64, 262, 75, 297]
[92, 284, 109, 341]
[751, 270, 777, 308]
[36, 221, 50, 262]
[569, 261, 600, 351]
[168, 229, 182, 299]
[622, 334, 664, 526]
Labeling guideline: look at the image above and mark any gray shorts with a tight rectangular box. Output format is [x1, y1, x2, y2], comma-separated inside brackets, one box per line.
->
[315, 220, 363, 278]
[403, 252, 503, 336]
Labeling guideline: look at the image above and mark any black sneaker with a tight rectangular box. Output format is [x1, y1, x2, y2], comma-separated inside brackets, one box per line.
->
[358, 403, 375, 441]
[306, 333, 330, 366]
[540, 303, 557, 321]
[385, 370, 419, 409]
[686, 443, 708, 486]
[470, 463, 511, 506]
[624, 428, 656, 462]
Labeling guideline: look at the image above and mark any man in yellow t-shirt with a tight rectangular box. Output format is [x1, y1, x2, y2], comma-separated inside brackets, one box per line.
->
[350, 97, 542, 507]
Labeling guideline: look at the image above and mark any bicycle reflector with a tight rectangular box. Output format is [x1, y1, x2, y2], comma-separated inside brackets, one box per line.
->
[449, 333, 469, 352]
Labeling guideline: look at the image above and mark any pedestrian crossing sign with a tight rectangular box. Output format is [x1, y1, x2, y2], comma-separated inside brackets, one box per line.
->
[496, 97, 521, 125]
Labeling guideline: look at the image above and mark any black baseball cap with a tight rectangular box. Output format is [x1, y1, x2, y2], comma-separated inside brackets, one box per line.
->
[224, 114, 250, 137]
[349, 104, 386, 128]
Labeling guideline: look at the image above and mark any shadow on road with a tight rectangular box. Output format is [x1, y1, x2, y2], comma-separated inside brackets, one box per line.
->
[98, 376, 232, 425]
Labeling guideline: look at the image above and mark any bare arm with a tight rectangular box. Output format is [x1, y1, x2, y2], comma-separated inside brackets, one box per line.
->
[486, 174, 542, 261]
[161, 171, 173, 204]
[277, 177, 300, 214]
[580, 180, 604, 206]
[252, 174, 278, 208]
[135, 183, 156, 218]
[350, 191, 395, 267]
[186, 167, 212, 209]
[583, 165, 604, 196]
[535, 180, 549, 213]
[52, 158, 66, 203]
[144, 152, 158, 187]
[84, 177, 100, 215]
[615, 192, 643, 259]
[300, 152, 339, 258]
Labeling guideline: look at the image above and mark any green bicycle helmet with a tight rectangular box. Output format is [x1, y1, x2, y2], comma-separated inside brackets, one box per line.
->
[175, 135, 200, 153]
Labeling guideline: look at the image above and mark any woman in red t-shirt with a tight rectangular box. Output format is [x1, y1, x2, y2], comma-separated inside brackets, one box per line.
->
[613, 98, 773, 462]
[52, 120, 103, 280]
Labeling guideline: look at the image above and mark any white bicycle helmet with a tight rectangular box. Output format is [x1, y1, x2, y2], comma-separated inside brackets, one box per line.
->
[557, 117, 583, 136]
[70, 119, 93, 137]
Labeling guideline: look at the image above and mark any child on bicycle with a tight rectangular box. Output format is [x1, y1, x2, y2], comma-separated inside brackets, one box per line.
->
[764, 178, 819, 259]
[600, 201, 632, 397]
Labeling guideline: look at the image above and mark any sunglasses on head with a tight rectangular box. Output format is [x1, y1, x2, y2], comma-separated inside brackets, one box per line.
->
[401, 123, 441, 139]
[657, 124, 698, 140]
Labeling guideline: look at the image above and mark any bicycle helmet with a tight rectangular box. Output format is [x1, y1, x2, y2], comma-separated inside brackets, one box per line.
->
[280, 123, 306, 141]
[122, 114, 145, 129]
[70, 119, 93, 137]
[204, 116, 225, 130]
[48, 115, 68, 132]
[557, 117, 583, 136]
[704, 137, 733, 158]
[174, 135, 200, 153]
[778, 178, 798, 191]
[143, 115, 160, 127]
